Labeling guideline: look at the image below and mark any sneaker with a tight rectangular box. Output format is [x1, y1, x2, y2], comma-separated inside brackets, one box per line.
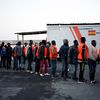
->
[40, 74, 44, 77]
[30, 71, 33, 74]
[35, 72, 38, 75]
[90, 80, 96, 84]
[26, 70, 30, 72]
[45, 73, 50, 76]
[52, 76, 56, 80]
[78, 81, 84, 83]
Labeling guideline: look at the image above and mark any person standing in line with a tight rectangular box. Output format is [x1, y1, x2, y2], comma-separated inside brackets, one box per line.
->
[49, 40, 58, 79]
[34, 42, 40, 74]
[0, 42, 7, 68]
[38, 40, 49, 76]
[6, 43, 12, 69]
[12, 43, 17, 70]
[78, 37, 88, 83]
[88, 40, 98, 84]
[46, 42, 51, 68]
[68, 40, 79, 80]
[59, 39, 69, 80]
[22, 42, 28, 70]
[27, 40, 34, 74]
[16, 41, 22, 71]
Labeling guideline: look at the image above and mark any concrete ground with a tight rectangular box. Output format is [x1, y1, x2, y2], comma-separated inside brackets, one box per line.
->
[0, 62, 100, 100]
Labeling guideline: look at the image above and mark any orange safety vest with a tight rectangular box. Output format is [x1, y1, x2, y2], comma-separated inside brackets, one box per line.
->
[44, 47, 48, 57]
[98, 49, 100, 58]
[36, 46, 39, 57]
[78, 43, 88, 61]
[12, 52, 16, 58]
[49, 45, 58, 60]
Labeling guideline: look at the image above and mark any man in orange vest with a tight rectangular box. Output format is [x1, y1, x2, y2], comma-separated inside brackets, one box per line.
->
[38, 40, 49, 76]
[49, 40, 58, 79]
[34, 42, 40, 74]
[22, 42, 28, 70]
[78, 37, 88, 83]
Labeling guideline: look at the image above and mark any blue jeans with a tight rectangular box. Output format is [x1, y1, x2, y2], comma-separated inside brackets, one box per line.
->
[50, 60, 57, 77]
[61, 59, 68, 78]
[68, 64, 78, 79]
[88, 59, 96, 81]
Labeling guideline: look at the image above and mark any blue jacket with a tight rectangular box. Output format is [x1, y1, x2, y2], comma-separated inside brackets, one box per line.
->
[59, 44, 69, 59]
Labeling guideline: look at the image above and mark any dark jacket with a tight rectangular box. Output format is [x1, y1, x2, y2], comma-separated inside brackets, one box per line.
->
[38, 45, 48, 60]
[27, 46, 34, 60]
[6, 46, 12, 57]
[59, 44, 69, 59]
[68, 45, 79, 64]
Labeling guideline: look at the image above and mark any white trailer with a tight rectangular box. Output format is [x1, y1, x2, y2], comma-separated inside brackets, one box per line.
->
[47, 23, 100, 50]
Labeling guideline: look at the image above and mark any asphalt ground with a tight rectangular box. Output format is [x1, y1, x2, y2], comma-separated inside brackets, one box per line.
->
[0, 62, 100, 100]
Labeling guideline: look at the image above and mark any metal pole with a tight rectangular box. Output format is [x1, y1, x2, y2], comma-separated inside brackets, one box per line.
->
[17, 34, 19, 41]
[22, 35, 24, 45]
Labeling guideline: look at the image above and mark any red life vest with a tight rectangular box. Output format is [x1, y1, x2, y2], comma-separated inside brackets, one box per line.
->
[49, 45, 58, 60]
[23, 47, 27, 56]
[98, 49, 100, 58]
[44, 47, 47, 58]
[36, 46, 39, 57]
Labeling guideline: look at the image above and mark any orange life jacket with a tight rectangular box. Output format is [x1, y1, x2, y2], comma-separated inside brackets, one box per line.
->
[49, 45, 58, 60]
[44, 47, 48, 57]
[98, 49, 100, 58]
[23, 47, 27, 56]
[78, 43, 88, 61]
[12, 52, 16, 58]
[36, 46, 39, 57]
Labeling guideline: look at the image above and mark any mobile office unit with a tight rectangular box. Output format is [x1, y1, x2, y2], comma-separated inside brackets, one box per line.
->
[47, 23, 100, 50]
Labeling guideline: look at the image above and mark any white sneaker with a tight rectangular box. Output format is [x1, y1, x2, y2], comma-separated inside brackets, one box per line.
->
[78, 81, 84, 83]
[26, 70, 30, 72]
[40, 74, 44, 76]
[35, 72, 38, 74]
[30, 71, 33, 74]
[45, 73, 50, 76]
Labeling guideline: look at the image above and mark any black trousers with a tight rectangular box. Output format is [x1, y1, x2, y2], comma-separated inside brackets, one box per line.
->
[88, 59, 96, 81]
[1, 55, 6, 68]
[27, 57, 33, 71]
[79, 62, 85, 81]
[7, 56, 12, 69]
[35, 58, 40, 73]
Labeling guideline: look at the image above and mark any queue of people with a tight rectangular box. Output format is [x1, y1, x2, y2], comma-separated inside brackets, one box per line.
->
[0, 37, 100, 84]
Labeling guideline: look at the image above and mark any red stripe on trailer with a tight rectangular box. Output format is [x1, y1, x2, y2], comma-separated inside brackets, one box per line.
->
[69, 26, 76, 40]
[73, 26, 82, 43]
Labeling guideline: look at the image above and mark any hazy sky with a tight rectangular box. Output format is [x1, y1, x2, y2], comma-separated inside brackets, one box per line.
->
[0, 0, 100, 40]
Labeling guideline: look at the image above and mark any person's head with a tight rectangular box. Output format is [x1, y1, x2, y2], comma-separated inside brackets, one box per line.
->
[81, 37, 86, 43]
[29, 40, 33, 46]
[34, 42, 38, 47]
[39, 42, 42, 46]
[63, 39, 68, 46]
[18, 41, 21, 46]
[7, 43, 11, 47]
[73, 40, 78, 47]
[1, 42, 5, 47]
[51, 40, 56, 45]
[91, 40, 96, 47]
[46, 42, 51, 47]
[42, 40, 46, 46]
[24, 42, 28, 46]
